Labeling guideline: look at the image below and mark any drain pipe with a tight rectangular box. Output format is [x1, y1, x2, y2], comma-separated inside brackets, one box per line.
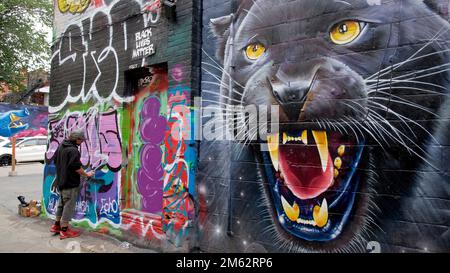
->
[227, 13, 235, 237]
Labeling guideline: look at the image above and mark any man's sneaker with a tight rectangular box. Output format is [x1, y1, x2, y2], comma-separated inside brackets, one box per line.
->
[59, 228, 81, 240]
[50, 224, 61, 234]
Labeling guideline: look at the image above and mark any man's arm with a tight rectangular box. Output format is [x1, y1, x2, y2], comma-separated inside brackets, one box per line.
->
[76, 168, 93, 178]
[54, 145, 59, 165]
[69, 148, 93, 178]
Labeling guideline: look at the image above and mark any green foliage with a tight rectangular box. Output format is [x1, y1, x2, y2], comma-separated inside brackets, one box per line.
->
[0, 0, 52, 92]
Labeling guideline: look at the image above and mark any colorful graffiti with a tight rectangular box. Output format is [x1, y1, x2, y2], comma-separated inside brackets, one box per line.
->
[137, 97, 166, 213]
[120, 66, 167, 225]
[45, 109, 122, 170]
[0, 104, 48, 138]
[0, 109, 29, 137]
[47, 0, 197, 251]
[119, 65, 196, 246]
[162, 66, 196, 246]
[43, 107, 122, 226]
[50, 0, 163, 112]
[121, 210, 165, 240]
[199, 0, 450, 253]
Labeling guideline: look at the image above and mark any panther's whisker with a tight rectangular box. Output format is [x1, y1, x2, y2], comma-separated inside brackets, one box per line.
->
[201, 90, 243, 104]
[368, 89, 439, 113]
[201, 80, 237, 92]
[364, 117, 394, 145]
[347, 117, 386, 149]
[327, 118, 343, 134]
[373, 123, 438, 170]
[324, 119, 334, 132]
[366, 112, 410, 145]
[365, 109, 438, 169]
[366, 47, 450, 81]
[236, 125, 258, 158]
[391, 63, 450, 81]
[250, 0, 266, 16]
[368, 101, 440, 144]
[211, 119, 253, 137]
[201, 61, 228, 74]
[200, 108, 237, 117]
[202, 66, 226, 83]
[334, 120, 350, 135]
[345, 117, 368, 144]
[201, 99, 237, 107]
[368, 62, 450, 90]
[368, 86, 445, 97]
[368, 96, 439, 117]
[202, 50, 246, 89]
[366, 79, 446, 90]
[201, 73, 245, 101]
[200, 104, 237, 110]
[322, 119, 333, 132]
[340, 118, 361, 144]
[367, 91, 443, 129]
[368, 106, 417, 139]
[365, 27, 450, 80]
[202, 49, 226, 70]
[201, 83, 244, 98]
[316, 119, 326, 130]
[200, 113, 244, 121]
[202, 63, 246, 92]
[341, 101, 390, 143]
[342, 101, 392, 145]
[242, 8, 264, 23]
[365, 109, 409, 147]
[328, 118, 339, 132]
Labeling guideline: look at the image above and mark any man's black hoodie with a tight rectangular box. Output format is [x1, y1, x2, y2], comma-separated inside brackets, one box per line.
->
[54, 139, 82, 190]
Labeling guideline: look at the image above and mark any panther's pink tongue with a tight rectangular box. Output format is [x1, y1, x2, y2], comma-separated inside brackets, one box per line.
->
[279, 144, 333, 200]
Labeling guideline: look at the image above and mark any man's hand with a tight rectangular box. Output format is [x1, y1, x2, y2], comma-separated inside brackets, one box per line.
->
[76, 168, 95, 178]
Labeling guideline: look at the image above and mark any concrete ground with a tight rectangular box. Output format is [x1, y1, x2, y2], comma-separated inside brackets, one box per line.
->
[0, 162, 155, 253]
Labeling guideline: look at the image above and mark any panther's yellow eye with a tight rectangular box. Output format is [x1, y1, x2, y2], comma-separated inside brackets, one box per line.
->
[245, 43, 266, 60]
[330, 21, 362, 45]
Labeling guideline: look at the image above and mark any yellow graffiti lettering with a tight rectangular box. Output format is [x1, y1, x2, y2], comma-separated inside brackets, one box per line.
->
[58, 0, 91, 14]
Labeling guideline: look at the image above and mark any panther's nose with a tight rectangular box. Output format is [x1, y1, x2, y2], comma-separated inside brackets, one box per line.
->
[271, 81, 311, 122]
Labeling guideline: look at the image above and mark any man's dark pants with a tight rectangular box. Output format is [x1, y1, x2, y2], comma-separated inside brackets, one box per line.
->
[55, 185, 81, 223]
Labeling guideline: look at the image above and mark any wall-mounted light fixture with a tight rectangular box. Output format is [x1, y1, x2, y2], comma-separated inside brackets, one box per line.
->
[163, 0, 177, 21]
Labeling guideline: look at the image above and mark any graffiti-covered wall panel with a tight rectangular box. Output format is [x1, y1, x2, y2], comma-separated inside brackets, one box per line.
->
[0, 104, 48, 138]
[199, 0, 450, 253]
[44, 0, 198, 251]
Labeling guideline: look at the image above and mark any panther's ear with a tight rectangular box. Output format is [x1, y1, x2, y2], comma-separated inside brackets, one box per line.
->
[423, 0, 449, 20]
[210, 14, 233, 63]
[210, 14, 233, 37]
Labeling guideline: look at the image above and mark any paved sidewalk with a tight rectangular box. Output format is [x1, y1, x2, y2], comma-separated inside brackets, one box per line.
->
[0, 163, 155, 253]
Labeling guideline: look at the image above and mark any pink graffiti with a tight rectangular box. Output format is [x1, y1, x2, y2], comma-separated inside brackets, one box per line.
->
[46, 109, 122, 171]
[14, 128, 47, 138]
[171, 64, 183, 83]
[30, 113, 48, 127]
[92, 0, 104, 8]
[143, 0, 161, 12]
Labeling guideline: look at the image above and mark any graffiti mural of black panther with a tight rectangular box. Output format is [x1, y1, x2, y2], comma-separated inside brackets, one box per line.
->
[198, 0, 450, 252]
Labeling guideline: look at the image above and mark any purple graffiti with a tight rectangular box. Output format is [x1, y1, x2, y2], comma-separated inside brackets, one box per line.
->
[137, 97, 166, 213]
[46, 109, 122, 171]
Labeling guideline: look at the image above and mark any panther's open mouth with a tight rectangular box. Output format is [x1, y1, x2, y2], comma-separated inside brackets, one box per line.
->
[261, 129, 364, 241]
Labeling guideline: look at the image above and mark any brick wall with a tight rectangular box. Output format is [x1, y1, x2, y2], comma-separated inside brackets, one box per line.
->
[198, 0, 450, 253]
[44, 0, 199, 252]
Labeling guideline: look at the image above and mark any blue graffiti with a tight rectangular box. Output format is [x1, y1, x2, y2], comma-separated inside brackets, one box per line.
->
[0, 108, 30, 137]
